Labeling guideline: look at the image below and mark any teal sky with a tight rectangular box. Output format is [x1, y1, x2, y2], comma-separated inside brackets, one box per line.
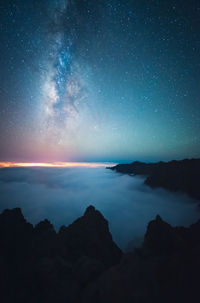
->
[0, 0, 200, 163]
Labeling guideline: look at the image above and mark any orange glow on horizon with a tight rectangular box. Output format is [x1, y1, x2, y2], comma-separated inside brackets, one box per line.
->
[0, 162, 113, 168]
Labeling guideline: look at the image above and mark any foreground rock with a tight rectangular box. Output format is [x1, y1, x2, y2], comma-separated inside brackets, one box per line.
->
[0, 206, 122, 303]
[81, 215, 200, 303]
[0, 207, 199, 302]
[59, 205, 122, 267]
[108, 158, 200, 200]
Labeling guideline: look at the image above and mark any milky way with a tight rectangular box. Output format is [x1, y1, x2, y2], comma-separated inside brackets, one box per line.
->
[41, 1, 92, 146]
[0, 0, 200, 162]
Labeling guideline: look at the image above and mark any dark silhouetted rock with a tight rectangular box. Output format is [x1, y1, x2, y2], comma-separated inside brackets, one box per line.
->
[59, 205, 122, 267]
[81, 215, 200, 303]
[0, 208, 34, 260]
[33, 219, 61, 258]
[142, 215, 184, 255]
[0, 206, 121, 303]
[109, 158, 200, 200]
[0, 207, 199, 303]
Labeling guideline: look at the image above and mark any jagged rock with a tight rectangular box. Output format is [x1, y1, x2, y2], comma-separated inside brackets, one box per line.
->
[142, 215, 184, 255]
[33, 219, 61, 258]
[81, 215, 200, 303]
[59, 205, 122, 266]
[0, 207, 199, 303]
[0, 206, 122, 303]
[0, 208, 34, 260]
[35, 219, 56, 235]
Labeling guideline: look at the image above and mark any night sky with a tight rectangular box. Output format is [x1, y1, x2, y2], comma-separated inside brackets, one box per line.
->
[0, 0, 200, 163]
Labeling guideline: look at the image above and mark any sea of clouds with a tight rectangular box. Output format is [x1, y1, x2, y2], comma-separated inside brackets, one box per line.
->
[0, 166, 199, 250]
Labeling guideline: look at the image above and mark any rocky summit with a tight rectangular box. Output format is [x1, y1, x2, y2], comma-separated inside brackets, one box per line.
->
[0, 206, 200, 303]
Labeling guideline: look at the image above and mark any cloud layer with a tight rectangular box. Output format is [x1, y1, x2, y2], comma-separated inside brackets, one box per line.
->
[0, 166, 199, 249]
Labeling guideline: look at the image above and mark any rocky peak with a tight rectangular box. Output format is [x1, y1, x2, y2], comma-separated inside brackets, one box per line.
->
[84, 205, 96, 215]
[143, 215, 182, 255]
[35, 219, 56, 235]
[84, 205, 107, 222]
[59, 205, 122, 266]
[0, 207, 33, 234]
[155, 214, 162, 222]
[0, 208, 26, 225]
[0, 208, 33, 260]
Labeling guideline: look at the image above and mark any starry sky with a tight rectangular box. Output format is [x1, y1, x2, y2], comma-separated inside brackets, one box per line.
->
[0, 0, 200, 163]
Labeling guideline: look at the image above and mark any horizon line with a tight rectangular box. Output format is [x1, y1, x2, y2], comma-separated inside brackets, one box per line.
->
[0, 162, 115, 168]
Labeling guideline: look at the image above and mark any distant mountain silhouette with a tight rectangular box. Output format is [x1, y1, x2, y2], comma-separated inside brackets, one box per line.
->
[0, 207, 200, 302]
[108, 158, 200, 200]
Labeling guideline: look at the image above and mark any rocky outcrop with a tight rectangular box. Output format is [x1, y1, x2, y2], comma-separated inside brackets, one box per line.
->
[108, 158, 200, 200]
[81, 215, 200, 303]
[0, 208, 34, 261]
[59, 205, 122, 267]
[0, 206, 122, 303]
[142, 215, 184, 255]
[0, 207, 199, 303]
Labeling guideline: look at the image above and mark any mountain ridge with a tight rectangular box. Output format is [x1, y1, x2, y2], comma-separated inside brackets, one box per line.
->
[108, 158, 200, 200]
[0, 206, 200, 302]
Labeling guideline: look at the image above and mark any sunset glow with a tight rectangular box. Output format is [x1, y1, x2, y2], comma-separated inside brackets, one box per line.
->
[0, 162, 112, 168]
